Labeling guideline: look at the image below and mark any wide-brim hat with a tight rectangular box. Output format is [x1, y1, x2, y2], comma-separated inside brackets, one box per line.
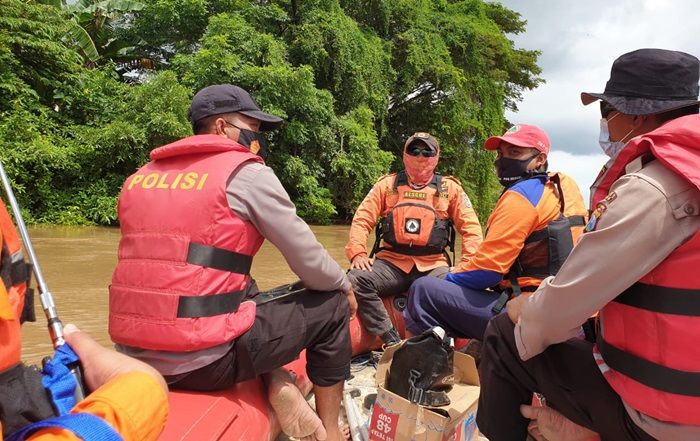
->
[581, 48, 700, 115]
[188, 84, 283, 131]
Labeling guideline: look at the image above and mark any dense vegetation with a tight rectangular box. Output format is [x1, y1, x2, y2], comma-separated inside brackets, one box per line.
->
[0, 0, 541, 225]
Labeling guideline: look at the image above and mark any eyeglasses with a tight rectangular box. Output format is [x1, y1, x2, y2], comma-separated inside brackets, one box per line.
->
[407, 146, 437, 157]
[224, 120, 260, 133]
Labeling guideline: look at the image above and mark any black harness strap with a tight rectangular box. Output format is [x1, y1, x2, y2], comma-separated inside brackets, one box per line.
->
[186, 242, 252, 274]
[176, 289, 247, 318]
[613, 282, 700, 316]
[567, 215, 586, 227]
[491, 284, 537, 314]
[597, 334, 700, 397]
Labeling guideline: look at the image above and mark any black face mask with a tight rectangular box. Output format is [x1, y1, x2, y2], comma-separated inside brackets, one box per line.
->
[237, 128, 268, 160]
[494, 154, 539, 188]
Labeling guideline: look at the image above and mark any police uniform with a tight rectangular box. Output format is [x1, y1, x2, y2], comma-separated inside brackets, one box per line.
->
[476, 116, 700, 440]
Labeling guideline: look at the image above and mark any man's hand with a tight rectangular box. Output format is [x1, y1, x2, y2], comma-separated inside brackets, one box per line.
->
[521, 405, 600, 441]
[506, 292, 533, 324]
[350, 254, 373, 271]
[63, 324, 168, 394]
[345, 287, 358, 320]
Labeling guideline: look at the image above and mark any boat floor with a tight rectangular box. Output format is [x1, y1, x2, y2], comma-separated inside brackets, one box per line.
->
[276, 353, 489, 441]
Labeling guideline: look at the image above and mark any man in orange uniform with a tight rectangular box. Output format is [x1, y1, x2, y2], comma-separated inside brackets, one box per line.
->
[345, 132, 483, 345]
[405, 124, 587, 340]
[0, 199, 168, 441]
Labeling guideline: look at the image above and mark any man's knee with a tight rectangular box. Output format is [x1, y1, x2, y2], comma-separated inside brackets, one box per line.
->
[347, 268, 381, 295]
[407, 277, 440, 309]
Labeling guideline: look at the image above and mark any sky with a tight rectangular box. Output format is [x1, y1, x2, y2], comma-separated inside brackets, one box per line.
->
[496, 0, 700, 204]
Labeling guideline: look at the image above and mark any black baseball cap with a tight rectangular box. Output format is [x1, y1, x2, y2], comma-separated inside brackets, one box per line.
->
[188, 84, 283, 131]
[581, 48, 700, 115]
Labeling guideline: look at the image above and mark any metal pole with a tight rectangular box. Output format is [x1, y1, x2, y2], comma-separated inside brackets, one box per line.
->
[0, 161, 64, 347]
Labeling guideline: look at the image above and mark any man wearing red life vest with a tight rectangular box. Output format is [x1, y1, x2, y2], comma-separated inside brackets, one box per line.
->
[476, 49, 700, 441]
[109, 84, 355, 441]
[0, 198, 169, 441]
[345, 132, 483, 346]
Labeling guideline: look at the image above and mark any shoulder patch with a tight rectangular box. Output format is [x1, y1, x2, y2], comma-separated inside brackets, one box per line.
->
[509, 177, 547, 208]
[585, 191, 617, 232]
[463, 194, 472, 208]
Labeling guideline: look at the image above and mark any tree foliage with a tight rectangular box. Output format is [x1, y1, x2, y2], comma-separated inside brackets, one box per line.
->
[0, 0, 541, 225]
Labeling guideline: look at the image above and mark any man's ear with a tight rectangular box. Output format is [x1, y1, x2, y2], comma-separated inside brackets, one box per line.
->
[214, 117, 227, 136]
[536, 152, 547, 169]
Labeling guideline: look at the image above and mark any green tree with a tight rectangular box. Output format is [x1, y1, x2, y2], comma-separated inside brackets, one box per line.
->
[0, 0, 541, 225]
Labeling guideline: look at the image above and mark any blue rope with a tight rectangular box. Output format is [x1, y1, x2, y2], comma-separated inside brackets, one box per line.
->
[41, 344, 80, 416]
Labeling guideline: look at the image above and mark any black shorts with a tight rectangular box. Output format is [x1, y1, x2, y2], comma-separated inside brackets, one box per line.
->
[165, 283, 351, 390]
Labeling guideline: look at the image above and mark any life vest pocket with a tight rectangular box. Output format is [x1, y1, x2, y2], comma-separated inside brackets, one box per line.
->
[384, 203, 437, 248]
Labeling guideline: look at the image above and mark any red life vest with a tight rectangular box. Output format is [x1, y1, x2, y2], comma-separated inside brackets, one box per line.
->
[0, 199, 31, 373]
[594, 115, 700, 425]
[371, 171, 455, 259]
[109, 135, 265, 352]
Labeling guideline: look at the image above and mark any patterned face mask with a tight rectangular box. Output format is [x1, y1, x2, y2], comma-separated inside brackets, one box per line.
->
[403, 149, 439, 187]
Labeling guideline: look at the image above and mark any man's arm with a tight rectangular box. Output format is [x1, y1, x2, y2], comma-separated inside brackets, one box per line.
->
[344, 180, 385, 263]
[227, 162, 350, 293]
[447, 192, 537, 290]
[32, 324, 169, 441]
[515, 172, 700, 360]
[446, 181, 483, 266]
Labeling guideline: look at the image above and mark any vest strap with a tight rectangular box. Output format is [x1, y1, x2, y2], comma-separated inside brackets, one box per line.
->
[567, 215, 586, 227]
[613, 282, 700, 316]
[6, 413, 123, 441]
[186, 242, 252, 274]
[177, 288, 247, 318]
[597, 335, 700, 397]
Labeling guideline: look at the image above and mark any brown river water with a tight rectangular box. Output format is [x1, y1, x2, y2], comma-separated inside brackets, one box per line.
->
[20, 225, 352, 365]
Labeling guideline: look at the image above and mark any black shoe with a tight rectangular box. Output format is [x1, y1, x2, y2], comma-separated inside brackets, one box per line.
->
[380, 328, 401, 346]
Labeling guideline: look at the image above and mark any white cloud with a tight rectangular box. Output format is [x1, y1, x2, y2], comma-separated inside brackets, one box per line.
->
[548, 151, 609, 207]
[497, 0, 700, 156]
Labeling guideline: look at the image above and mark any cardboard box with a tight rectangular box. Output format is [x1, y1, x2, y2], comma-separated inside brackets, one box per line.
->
[368, 343, 480, 441]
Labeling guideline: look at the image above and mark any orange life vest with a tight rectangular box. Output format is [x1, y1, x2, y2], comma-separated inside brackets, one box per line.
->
[109, 135, 264, 352]
[371, 172, 455, 259]
[594, 115, 700, 425]
[0, 199, 31, 374]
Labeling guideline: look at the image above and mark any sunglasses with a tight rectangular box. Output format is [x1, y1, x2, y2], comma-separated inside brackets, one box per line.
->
[600, 102, 618, 119]
[407, 145, 437, 157]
